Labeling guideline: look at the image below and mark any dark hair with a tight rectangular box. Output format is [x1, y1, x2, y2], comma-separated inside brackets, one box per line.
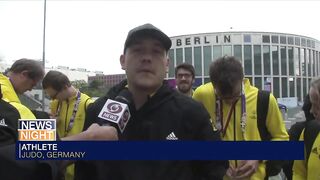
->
[42, 70, 71, 91]
[302, 94, 315, 121]
[9, 58, 44, 80]
[175, 63, 195, 79]
[209, 56, 244, 96]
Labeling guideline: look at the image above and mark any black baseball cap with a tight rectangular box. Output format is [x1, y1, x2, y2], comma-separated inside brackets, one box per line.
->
[124, 23, 172, 53]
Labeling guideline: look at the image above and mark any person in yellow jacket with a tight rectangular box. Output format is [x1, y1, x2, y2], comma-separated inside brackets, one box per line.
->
[42, 70, 93, 180]
[0, 58, 45, 118]
[193, 56, 289, 180]
[293, 78, 320, 180]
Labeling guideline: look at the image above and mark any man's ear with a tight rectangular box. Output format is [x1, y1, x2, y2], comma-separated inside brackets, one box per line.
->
[20, 70, 29, 78]
[120, 55, 126, 70]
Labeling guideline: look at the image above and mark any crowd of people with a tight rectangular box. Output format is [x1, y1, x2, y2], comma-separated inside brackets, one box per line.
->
[0, 23, 319, 180]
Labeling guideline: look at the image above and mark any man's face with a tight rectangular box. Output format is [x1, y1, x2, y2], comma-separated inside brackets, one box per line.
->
[175, 68, 194, 93]
[120, 38, 168, 91]
[44, 86, 67, 101]
[309, 87, 320, 121]
[15, 71, 41, 94]
[215, 80, 242, 105]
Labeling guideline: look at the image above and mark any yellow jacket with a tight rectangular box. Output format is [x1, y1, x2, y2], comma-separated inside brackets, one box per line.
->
[50, 92, 93, 137]
[0, 73, 35, 119]
[293, 129, 320, 180]
[193, 78, 289, 180]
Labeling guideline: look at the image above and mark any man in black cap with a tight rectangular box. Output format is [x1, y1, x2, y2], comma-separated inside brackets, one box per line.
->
[76, 23, 228, 180]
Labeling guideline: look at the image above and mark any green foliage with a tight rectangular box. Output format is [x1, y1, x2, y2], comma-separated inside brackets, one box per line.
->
[71, 80, 108, 98]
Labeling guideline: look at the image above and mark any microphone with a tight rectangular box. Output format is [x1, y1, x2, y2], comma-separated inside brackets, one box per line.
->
[98, 89, 132, 133]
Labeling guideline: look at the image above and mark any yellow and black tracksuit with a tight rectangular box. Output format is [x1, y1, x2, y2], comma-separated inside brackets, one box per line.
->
[50, 92, 93, 180]
[193, 78, 289, 180]
[293, 120, 320, 180]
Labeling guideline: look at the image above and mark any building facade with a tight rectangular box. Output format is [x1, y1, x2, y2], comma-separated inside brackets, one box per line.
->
[88, 74, 127, 88]
[167, 32, 320, 102]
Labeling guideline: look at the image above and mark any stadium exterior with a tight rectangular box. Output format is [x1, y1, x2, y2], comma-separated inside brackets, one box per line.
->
[167, 32, 320, 103]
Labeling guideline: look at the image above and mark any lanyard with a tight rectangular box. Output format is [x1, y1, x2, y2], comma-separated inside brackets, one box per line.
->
[215, 82, 247, 138]
[56, 90, 81, 134]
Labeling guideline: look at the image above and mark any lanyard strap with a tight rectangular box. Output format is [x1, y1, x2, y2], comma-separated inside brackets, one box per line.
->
[56, 90, 81, 134]
[215, 82, 247, 138]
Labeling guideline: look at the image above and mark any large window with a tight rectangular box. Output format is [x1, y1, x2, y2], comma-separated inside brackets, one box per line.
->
[244, 45, 252, 75]
[301, 48, 306, 76]
[297, 78, 301, 101]
[295, 37, 300, 46]
[213, 46, 222, 61]
[234, 45, 242, 62]
[262, 35, 270, 43]
[254, 45, 262, 75]
[280, 36, 286, 44]
[176, 48, 183, 66]
[288, 37, 294, 45]
[289, 78, 295, 97]
[263, 46, 271, 75]
[272, 35, 279, 43]
[223, 45, 232, 56]
[280, 46, 287, 75]
[184, 47, 192, 65]
[204, 46, 212, 76]
[288, 47, 294, 76]
[194, 47, 202, 76]
[272, 46, 279, 75]
[303, 78, 307, 98]
[294, 47, 300, 76]
[273, 77, 280, 98]
[168, 49, 175, 78]
[282, 78, 288, 97]
[254, 77, 262, 90]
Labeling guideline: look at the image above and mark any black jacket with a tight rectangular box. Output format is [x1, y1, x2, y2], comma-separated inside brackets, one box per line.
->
[75, 80, 228, 180]
[0, 96, 60, 180]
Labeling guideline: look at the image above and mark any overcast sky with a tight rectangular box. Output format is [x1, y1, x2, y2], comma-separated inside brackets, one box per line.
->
[0, 0, 319, 74]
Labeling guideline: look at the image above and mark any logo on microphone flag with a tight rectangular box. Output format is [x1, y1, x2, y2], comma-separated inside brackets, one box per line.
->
[98, 99, 131, 132]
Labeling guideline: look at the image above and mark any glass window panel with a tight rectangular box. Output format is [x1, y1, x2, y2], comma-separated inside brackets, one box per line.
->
[263, 46, 271, 75]
[204, 78, 210, 84]
[176, 48, 183, 66]
[301, 39, 306, 47]
[312, 51, 316, 76]
[204, 46, 212, 76]
[307, 40, 311, 47]
[301, 48, 306, 76]
[281, 46, 287, 75]
[254, 45, 262, 75]
[194, 47, 202, 76]
[294, 47, 300, 76]
[280, 36, 286, 44]
[234, 45, 242, 62]
[184, 47, 192, 65]
[223, 45, 232, 56]
[212, 46, 222, 61]
[303, 78, 307, 98]
[289, 78, 295, 97]
[272, 35, 279, 43]
[272, 46, 279, 75]
[244, 34, 251, 43]
[262, 35, 270, 43]
[288, 37, 294, 45]
[312, 41, 315, 48]
[297, 78, 301, 101]
[273, 77, 280, 98]
[295, 37, 300, 46]
[282, 78, 288, 97]
[168, 49, 175, 78]
[244, 45, 252, 75]
[254, 77, 262, 90]
[288, 47, 294, 76]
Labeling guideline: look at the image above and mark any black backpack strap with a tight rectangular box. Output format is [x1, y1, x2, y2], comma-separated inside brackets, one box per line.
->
[304, 120, 320, 162]
[84, 97, 91, 112]
[257, 90, 271, 141]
